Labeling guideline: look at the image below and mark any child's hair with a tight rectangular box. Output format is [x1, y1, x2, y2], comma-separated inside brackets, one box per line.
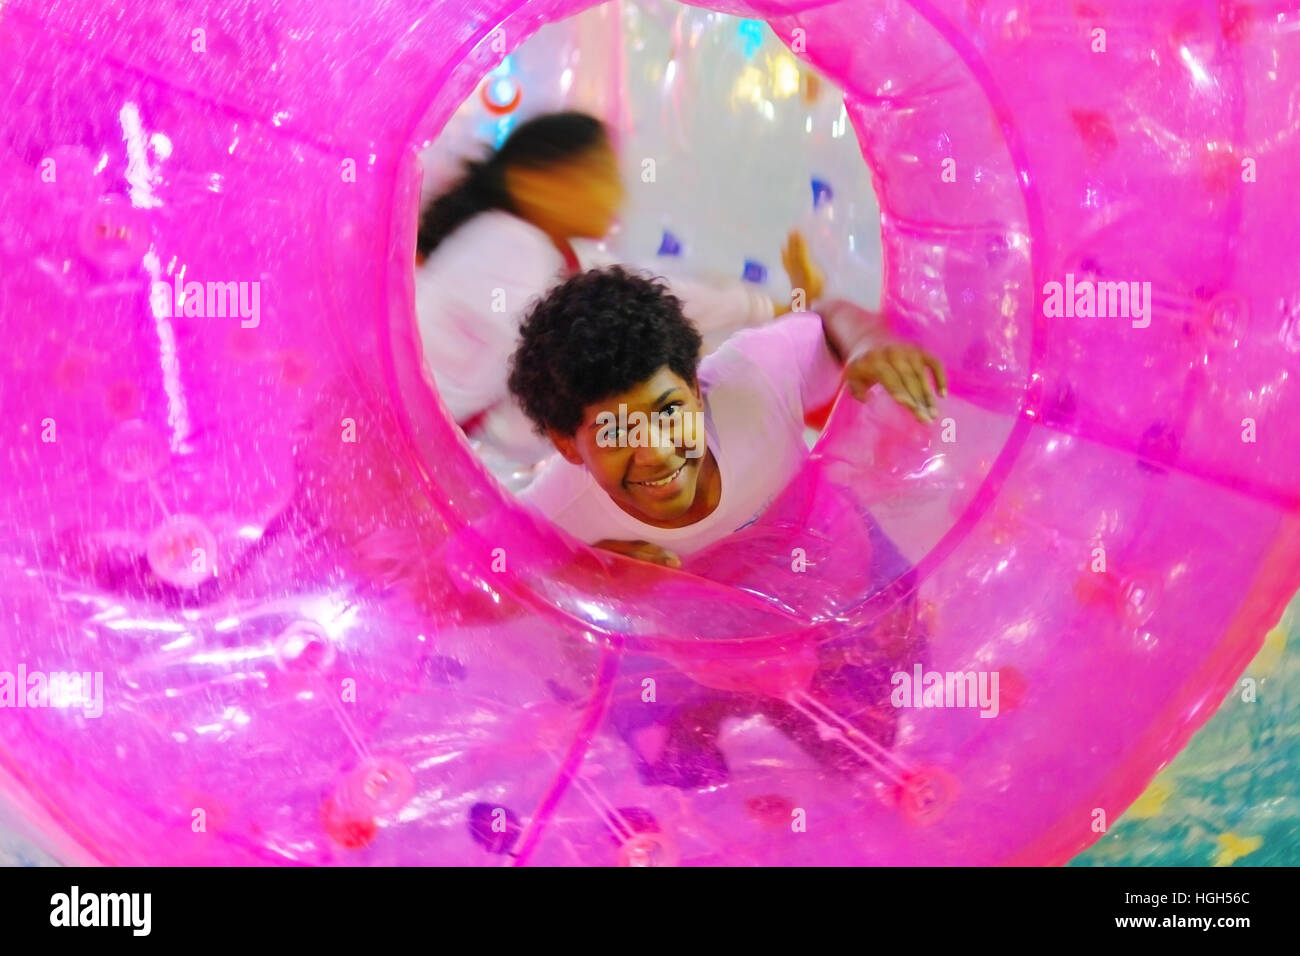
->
[416, 111, 610, 259]
[508, 266, 703, 437]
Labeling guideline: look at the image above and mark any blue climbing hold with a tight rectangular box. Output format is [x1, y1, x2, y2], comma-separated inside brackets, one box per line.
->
[742, 260, 768, 284]
[812, 177, 834, 208]
[657, 230, 682, 257]
[738, 20, 764, 59]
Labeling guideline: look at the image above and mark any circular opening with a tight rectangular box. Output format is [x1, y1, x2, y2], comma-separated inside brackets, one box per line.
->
[390, 0, 1034, 635]
[412, 3, 884, 486]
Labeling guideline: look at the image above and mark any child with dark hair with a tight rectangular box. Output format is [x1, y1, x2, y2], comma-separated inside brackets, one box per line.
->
[510, 266, 946, 566]
[509, 266, 946, 787]
[416, 111, 818, 486]
[417, 112, 618, 265]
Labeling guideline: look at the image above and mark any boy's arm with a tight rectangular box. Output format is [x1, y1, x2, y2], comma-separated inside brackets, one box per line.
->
[668, 275, 775, 342]
[777, 229, 948, 422]
[819, 301, 949, 424]
[819, 299, 888, 364]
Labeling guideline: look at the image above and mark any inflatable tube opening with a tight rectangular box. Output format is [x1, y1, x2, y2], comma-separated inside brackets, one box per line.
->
[2, 0, 1297, 867]
[386, 0, 1035, 621]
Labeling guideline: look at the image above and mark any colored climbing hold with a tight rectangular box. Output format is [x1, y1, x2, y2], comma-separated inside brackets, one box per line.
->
[737, 20, 764, 59]
[812, 177, 833, 208]
[657, 229, 682, 257]
[802, 72, 822, 105]
[742, 259, 768, 284]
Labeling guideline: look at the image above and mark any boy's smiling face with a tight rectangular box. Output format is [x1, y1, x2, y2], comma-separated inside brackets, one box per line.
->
[549, 366, 716, 527]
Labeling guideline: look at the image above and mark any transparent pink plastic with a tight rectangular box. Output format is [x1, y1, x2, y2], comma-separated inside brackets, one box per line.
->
[0, 0, 1297, 865]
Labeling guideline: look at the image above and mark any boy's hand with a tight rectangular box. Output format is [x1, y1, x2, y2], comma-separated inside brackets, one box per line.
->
[594, 539, 682, 569]
[845, 344, 948, 423]
[781, 230, 826, 305]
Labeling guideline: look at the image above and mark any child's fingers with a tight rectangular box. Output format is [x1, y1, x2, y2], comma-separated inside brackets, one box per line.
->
[896, 359, 936, 420]
[846, 346, 943, 423]
[922, 351, 949, 397]
[881, 359, 939, 424]
[908, 353, 941, 412]
[629, 542, 680, 568]
[871, 362, 920, 415]
[646, 546, 681, 569]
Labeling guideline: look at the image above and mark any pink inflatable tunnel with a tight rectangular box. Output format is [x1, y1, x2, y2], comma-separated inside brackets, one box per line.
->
[1, 0, 1299, 865]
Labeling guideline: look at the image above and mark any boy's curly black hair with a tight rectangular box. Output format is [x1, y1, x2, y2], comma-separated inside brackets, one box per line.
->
[507, 266, 703, 437]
